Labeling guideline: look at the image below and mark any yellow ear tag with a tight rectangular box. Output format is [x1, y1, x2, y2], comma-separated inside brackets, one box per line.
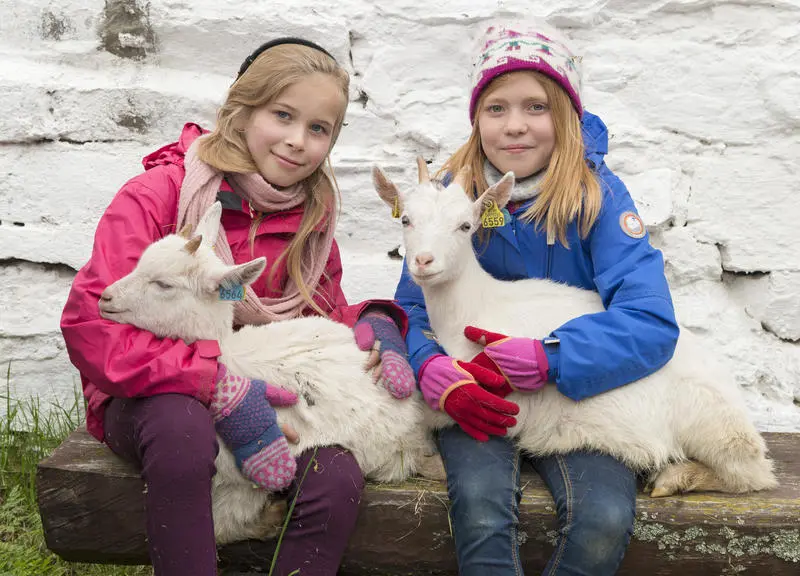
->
[481, 200, 505, 228]
[391, 196, 401, 219]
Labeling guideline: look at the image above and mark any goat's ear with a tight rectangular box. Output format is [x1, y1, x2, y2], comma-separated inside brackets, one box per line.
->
[196, 202, 222, 247]
[178, 223, 193, 239]
[372, 166, 403, 214]
[477, 171, 515, 211]
[184, 235, 203, 255]
[416, 156, 430, 184]
[216, 257, 267, 290]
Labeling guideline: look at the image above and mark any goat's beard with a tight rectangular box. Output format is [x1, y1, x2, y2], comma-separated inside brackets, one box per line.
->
[407, 265, 445, 288]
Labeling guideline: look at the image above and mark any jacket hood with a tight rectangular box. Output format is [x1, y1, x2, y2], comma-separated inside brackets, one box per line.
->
[142, 123, 206, 170]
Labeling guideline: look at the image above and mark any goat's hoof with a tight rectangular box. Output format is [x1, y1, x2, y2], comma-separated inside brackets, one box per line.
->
[417, 454, 446, 481]
[262, 499, 290, 537]
[649, 486, 675, 498]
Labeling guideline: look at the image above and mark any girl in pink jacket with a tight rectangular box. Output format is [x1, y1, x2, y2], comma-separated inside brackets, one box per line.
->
[60, 38, 413, 576]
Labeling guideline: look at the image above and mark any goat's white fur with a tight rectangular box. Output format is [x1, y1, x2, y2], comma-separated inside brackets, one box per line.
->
[373, 160, 777, 497]
[99, 203, 439, 545]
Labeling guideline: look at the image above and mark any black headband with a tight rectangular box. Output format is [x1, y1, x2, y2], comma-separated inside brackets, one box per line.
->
[236, 37, 337, 79]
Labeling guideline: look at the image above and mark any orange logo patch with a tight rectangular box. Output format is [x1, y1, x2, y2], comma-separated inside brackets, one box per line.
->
[619, 211, 646, 239]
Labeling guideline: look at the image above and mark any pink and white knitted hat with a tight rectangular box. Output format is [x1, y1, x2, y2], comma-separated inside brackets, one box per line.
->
[469, 20, 584, 123]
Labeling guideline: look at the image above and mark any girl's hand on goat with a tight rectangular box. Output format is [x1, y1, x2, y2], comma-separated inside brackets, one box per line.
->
[280, 423, 300, 444]
[211, 363, 299, 491]
[354, 310, 415, 399]
[466, 349, 514, 398]
[465, 326, 549, 393]
[418, 354, 519, 442]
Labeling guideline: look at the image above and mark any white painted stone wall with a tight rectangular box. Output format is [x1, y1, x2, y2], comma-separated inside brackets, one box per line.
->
[1, 0, 798, 430]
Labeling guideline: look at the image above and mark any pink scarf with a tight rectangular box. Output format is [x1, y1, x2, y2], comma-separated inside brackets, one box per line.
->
[178, 139, 336, 324]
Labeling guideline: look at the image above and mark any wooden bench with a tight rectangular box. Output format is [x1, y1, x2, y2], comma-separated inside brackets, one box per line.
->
[37, 427, 800, 575]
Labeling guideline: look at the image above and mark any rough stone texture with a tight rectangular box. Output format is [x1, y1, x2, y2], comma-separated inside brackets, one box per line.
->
[735, 272, 800, 343]
[1, 0, 798, 430]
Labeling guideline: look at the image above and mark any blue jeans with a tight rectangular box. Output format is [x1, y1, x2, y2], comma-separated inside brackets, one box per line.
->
[437, 427, 637, 576]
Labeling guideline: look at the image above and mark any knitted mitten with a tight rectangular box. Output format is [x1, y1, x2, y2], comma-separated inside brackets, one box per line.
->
[354, 312, 415, 399]
[211, 364, 298, 490]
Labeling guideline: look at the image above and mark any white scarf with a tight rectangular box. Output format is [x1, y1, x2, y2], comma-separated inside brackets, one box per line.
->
[484, 159, 545, 202]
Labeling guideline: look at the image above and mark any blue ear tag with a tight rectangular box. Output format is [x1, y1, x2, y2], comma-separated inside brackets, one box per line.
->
[219, 284, 246, 301]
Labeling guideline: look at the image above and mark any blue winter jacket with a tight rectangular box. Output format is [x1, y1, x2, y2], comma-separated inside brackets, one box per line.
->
[394, 111, 680, 401]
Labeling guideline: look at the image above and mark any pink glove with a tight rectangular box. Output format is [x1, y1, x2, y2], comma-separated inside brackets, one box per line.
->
[464, 326, 549, 393]
[419, 354, 519, 442]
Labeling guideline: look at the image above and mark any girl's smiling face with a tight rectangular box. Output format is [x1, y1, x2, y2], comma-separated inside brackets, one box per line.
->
[477, 71, 556, 179]
[244, 72, 345, 187]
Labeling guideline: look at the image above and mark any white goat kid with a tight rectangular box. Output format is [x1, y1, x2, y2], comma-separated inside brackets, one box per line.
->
[98, 202, 438, 545]
[373, 158, 777, 498]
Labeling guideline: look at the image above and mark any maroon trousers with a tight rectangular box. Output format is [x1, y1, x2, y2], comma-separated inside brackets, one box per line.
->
[104, 393, 364, 575]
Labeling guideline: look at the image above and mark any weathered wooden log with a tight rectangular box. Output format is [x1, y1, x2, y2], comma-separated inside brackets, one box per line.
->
[37, 427, 800, 574]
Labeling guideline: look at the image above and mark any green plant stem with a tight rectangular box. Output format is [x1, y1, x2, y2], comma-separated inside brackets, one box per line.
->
[268, 447, 319, 576]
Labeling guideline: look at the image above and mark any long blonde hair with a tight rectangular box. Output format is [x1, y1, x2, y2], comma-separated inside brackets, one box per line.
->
[438, 71, 601, 247]
[196, 44, 349, 316]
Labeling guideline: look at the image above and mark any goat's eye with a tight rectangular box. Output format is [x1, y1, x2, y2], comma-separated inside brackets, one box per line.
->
[152, 280, 174, 290]
[400, 215, 410, 227]
[459, 222, 472, 232]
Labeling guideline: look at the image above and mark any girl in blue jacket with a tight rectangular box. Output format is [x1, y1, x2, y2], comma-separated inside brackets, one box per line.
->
[395, 20, 679, 575]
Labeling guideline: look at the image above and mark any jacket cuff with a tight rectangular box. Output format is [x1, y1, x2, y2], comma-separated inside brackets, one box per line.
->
[418, 353, 445, 381]
[410, 344, 446, 380]
[357, 300, 409, 337]
[196, 339, 222, 358]
[533, 339, 550, 382]
[195, 339, 221, 405]
[542, 337, 560, 383]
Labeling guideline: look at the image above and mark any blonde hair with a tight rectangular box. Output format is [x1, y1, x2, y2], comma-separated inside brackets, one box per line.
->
[197, 44, 349, 316]
[438, 71, 601, 247]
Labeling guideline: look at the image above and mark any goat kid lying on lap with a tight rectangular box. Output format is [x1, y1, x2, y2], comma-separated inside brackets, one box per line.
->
[98, 202, 444, 545]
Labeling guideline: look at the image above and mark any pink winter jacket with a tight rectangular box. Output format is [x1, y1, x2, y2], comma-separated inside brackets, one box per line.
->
[61, 123, 407, 442]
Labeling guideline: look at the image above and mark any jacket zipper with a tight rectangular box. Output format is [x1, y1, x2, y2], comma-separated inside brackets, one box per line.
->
[545, 230, 555, 279]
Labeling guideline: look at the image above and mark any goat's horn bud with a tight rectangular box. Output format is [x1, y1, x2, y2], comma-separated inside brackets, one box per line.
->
[416, 156, 430, 184]
[184, 235, 203, 255]
[178, 223, 193, 239]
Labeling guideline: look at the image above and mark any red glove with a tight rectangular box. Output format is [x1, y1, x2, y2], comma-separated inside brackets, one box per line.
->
[465, 326, 549, 394]
[468, 347, 514, 398]
[419, 354, 520, 442]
